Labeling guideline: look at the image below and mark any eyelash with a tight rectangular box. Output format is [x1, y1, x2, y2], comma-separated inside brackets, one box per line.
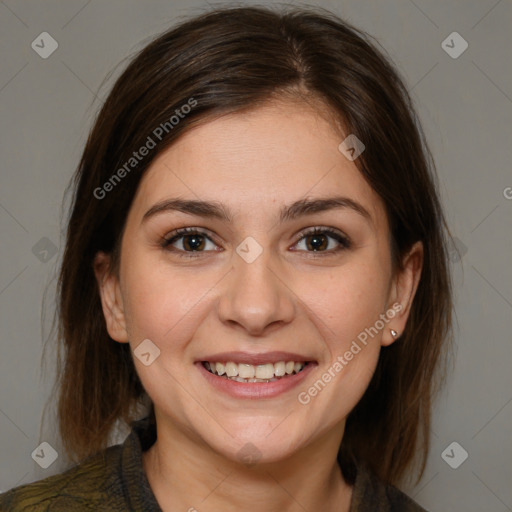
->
[161, 226, 351, 259]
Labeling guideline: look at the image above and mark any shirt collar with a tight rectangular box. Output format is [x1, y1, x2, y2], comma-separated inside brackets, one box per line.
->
[120, 415, 162, 511]
[121, 414, 394, 511]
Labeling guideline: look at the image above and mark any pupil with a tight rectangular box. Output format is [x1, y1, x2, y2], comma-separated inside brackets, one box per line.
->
[185, 235, 204, 251]
[308, 234, 327, 251]
[183, 234, 328, 252]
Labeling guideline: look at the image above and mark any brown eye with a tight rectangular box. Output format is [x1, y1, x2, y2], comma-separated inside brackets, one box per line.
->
[292, 228, 351, 253]
[162, 228, 219, 255]
[181, 233, 207, 251]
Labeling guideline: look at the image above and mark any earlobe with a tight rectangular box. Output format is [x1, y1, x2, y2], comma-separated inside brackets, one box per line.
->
[383, 241, 424, 347]
[93, 251, 129, 343]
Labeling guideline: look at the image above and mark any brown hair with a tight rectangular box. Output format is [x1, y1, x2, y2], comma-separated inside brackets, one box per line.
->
[48, 5, 453, 486]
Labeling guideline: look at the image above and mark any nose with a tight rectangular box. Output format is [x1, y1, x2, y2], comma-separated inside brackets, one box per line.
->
[217, 249, 295, 336]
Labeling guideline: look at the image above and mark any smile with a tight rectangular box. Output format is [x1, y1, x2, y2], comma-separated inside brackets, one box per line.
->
[202, 360, 309, 382]
[197, 359, 317, 399]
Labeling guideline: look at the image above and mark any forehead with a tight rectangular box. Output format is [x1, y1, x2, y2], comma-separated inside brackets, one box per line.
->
[129, 100, 387, 229]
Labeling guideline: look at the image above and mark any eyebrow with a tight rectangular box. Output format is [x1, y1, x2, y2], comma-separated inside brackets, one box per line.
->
[142, 196, 373, 225]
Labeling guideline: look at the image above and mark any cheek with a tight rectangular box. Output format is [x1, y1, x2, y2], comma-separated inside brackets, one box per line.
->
[294, 261, 387, 423]
[120, 258, 218, 400]
[121, 256, 218, 346]
[298, 258, 390, 346]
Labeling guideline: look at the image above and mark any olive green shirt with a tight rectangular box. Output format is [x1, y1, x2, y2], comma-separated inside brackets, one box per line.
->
[0, 417, 427, 511]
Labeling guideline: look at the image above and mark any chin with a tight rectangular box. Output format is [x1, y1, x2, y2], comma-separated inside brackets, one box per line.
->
[204, 427, 303, 466]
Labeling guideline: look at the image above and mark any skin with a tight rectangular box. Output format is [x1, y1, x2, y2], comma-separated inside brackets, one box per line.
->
[94, 98, 423, 512]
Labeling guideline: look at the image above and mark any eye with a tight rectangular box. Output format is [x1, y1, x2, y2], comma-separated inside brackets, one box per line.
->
[162, 227, 219, 257]
[291, 227, 351, 255]
[161, 226, 351, 259]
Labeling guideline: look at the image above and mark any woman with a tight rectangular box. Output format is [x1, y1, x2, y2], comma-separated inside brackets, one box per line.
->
[0, 5, 453, 511]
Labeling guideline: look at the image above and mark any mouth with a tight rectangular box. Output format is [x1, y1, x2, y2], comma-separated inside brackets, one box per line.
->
[196, 357, 317, 399]
[202, 360, 310, 383]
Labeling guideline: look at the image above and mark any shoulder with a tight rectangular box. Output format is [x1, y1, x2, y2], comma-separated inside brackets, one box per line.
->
[351, 463, 429, 511]
[0, 444, 124, 511]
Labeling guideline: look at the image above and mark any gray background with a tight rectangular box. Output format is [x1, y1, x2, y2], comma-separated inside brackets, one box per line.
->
[0, 0, 511, 510]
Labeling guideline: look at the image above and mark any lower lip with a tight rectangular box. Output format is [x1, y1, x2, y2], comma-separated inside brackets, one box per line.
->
[196, 361, 317, 399]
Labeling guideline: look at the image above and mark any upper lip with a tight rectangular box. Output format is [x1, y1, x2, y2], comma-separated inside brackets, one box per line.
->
[196, 351, 316, 365]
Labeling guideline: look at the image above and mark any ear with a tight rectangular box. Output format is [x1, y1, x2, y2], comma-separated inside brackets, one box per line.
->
[382, 241, 424, 347]
[93, 251, 129, 343]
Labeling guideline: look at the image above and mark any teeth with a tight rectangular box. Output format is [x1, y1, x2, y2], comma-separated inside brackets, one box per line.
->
[204, 360, 307, 380]
[225, 362, 238, 377]
[238, 364, 255, 379]
[255, 363, 274, 380]
[274, 361, 286, 377]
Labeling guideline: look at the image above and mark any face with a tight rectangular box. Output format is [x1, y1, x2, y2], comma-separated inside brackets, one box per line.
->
[95, 99, 422, 465]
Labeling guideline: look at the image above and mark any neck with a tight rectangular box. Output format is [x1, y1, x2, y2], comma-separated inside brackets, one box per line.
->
[142, 414, 353, 512]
